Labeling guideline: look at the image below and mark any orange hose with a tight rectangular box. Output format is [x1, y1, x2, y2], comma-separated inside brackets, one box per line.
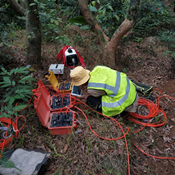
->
[33, 84, 175, 175]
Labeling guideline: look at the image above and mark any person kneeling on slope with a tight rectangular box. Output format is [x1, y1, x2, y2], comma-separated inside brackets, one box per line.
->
[70, 65, 139, 117]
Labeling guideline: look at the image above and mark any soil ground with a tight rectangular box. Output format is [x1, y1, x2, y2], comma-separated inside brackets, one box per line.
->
[1, 27, 175, 175]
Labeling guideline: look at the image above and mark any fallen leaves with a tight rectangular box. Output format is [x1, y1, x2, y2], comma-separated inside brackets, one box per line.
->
[64, 144, 68, 153]
[170, 127, 175, 139]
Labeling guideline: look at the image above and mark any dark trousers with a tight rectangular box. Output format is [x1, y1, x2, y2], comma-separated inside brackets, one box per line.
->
[86, 96, 102, 113]
[86, 96, 129, 118]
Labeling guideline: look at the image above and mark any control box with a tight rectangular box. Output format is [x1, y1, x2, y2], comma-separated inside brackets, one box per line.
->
[50, 112, 73, 128]
[57, 82, 72, 93]
[50, 94, 70, 110]
[49, 64, 64, 74]
[48, 111, 78, 135]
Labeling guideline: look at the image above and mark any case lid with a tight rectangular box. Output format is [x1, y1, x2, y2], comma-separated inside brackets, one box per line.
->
[33, 79, 51, 127]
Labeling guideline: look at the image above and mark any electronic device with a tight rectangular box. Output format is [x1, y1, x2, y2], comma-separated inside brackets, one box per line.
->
[51, 94, 70, 109]
[65, 47, 79, 67]
[58, 82, 72, 91]
[49, 64, 64, 74]
[50, 112, 73, 127]
[71, 85, 82, 97]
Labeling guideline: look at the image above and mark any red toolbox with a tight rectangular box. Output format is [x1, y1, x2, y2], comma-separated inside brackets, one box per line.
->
[33, 79, 78, 135]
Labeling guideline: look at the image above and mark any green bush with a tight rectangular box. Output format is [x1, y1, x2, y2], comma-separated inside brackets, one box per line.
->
[89, 0, 129, 38]
[0, 0, 24, 45]
[133, 0, 173, 37]
[0, 66, 36, 106]
[158, 30, 175, 72]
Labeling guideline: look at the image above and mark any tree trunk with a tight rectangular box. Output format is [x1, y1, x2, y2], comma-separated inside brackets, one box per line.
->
[104, 0, 140, 66]
[78, 0, 140, 67]
[7, 0, 25, 16]
[26, 0, 41, 68]
[105, 19, 135, 68]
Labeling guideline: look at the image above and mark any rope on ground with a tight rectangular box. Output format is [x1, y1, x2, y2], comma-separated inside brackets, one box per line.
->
[0, 116, 26, 156]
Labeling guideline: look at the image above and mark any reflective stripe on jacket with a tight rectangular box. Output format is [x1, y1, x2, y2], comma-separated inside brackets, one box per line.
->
[87, 66, 137, 116]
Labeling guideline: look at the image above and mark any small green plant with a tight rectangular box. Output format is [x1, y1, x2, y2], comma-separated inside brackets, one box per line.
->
[0, 151, 21, 172]
[109, 140, 117, 149]
[103, 165, 122, 175]
[85, 137, 91, 155]
[67, 137, 70, 146]
[122, 68, 127, 73]
[17, 134, 25, 147]
[0, 104, 27, 118]
[50, 140, 58, 155]
[55, 170, 63, 175]
[0, 66, 36, 105]
[134, 37, 142, 43]
[103, 168, 113, 174]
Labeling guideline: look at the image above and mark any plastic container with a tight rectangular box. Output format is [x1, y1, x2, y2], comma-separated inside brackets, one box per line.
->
[33, 79, 77, 135]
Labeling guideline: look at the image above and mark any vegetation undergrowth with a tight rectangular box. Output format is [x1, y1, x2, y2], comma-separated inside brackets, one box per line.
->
[0, 0, 175, 174]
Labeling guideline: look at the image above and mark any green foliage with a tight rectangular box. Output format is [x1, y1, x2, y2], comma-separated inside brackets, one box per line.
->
[0, 153, 21, 171]
[0, 104, 28, 118]
[40, 10, 62, 42]
[88, 0, 173, 39]
[158, 30, 175, 49]
[55, 0, 80, 18]
[89, 0, 129, 37]
[55, 35, 72, 45]
[0, 66, 36, 106]
[133, 0, 173, 37]
[134, 37, 143, 43]
[39, 0, 80, 42]
[0, 0, 24, 46]
[68, 16, 90, 31]
[85, 137, 91, 155]
[158, 30, 175, 72]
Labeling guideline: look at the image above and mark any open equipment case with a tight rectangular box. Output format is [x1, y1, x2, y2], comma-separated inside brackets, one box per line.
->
[45, 70, 73, 93]
[33, 79, 78, 135]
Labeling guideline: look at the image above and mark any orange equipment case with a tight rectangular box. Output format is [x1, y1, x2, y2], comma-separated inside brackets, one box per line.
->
[33, 79, 78, 135]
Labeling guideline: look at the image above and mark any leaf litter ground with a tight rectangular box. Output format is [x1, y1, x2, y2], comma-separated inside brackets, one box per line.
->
[3, 28, 175, 175]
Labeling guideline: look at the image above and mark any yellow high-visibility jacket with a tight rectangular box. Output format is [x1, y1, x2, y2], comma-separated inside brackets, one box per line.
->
[87, 66, 137, 116]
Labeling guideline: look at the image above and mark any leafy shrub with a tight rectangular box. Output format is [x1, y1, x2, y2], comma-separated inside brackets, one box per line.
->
[0, 0, 24, 45]
[89, 0, 129, 37]
[158, 30, 175, 72]
[55, 0, 80, 18]
[133, 0, 174, 37]
[88, 0, 173, 38]
[0, 104, 28, 118]
[0, 66, 36, 106]
[39, 0, 80, 42]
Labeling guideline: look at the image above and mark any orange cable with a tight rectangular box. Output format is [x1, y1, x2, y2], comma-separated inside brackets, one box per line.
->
[33, 83, 175, 175]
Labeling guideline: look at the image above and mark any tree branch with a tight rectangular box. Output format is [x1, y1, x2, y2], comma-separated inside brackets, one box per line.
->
[7, 0, 25, 16]
[127, 0, 140, 21]
[78, 0, 109, 45]
[107, 0, 140, 52]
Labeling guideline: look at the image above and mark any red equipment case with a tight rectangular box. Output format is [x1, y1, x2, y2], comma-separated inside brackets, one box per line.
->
[33, 79, 78, 135]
